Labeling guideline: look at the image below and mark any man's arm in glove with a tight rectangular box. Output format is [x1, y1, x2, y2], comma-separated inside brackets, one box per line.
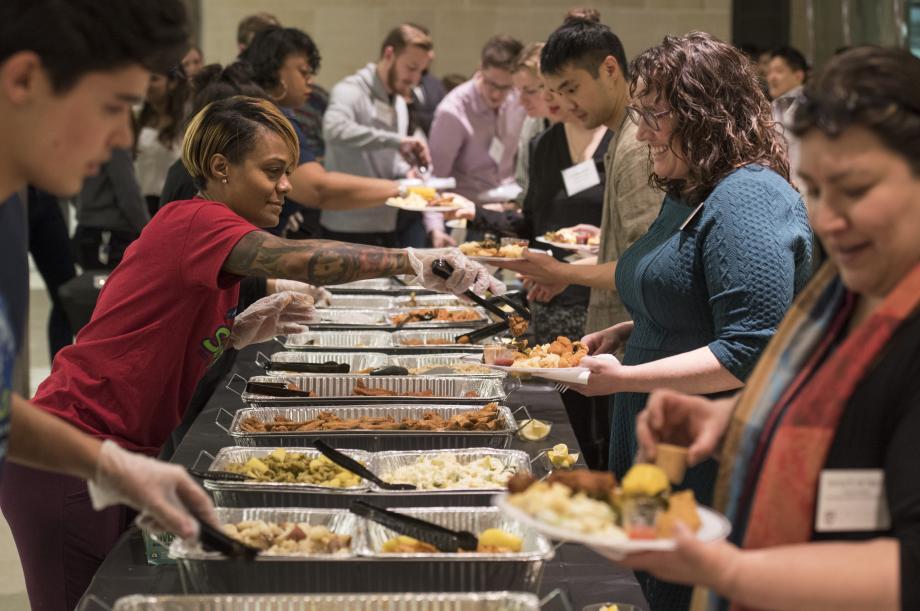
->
[223, 231, 505, 296]
[7, 394, 215, 539]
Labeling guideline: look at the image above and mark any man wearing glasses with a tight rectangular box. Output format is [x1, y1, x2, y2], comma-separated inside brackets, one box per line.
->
[429, 35, 527, 204]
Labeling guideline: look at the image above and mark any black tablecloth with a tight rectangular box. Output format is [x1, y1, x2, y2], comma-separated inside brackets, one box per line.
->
[80, 343, 648, 610]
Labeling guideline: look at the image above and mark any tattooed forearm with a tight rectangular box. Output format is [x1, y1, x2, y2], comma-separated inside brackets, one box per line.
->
[224, 231, 412, 285]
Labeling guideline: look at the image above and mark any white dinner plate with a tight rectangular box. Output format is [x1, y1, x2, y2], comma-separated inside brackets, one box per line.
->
[494, 494, 732, 559]
[535, 235, 599, 253]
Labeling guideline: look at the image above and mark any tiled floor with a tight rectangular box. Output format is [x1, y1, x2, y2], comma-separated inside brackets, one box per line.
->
[0, 274, 55, 611]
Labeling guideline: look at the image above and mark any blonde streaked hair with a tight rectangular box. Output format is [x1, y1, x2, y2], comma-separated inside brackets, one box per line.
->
[513, 42, 545, 77]
[182, 95, 299, 189]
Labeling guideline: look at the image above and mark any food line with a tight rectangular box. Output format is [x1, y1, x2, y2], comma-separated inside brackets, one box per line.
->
[77, 282, 648, 610]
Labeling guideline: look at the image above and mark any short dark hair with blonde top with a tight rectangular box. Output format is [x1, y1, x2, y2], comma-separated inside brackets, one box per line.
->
[380, 23, 433, 57]
[512, 42, 545, 77]
[182, 95, 299, 190]
[237, 12, 280, 47]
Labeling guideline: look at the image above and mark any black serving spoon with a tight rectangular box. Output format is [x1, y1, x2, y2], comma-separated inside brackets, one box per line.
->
[197, 517, 259, 560]
[349, 500, 479, 553]
[311, 440, 416, 491]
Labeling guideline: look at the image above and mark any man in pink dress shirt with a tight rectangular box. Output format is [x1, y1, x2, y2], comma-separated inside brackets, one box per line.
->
[429, 36, 527, 204]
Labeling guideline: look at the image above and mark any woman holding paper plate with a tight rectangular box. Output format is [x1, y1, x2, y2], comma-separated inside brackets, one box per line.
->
[496, 33, 813, 611]
[618, 45, 920, 611]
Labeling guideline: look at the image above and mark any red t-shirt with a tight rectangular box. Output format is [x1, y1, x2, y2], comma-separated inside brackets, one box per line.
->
[33, 199, 258, 455]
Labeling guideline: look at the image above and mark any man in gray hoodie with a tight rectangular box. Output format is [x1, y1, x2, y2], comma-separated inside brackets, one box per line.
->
[321, 23, 451, 248]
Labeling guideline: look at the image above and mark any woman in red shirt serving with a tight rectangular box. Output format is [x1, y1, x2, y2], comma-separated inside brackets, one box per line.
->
[0, 94, 502, 607]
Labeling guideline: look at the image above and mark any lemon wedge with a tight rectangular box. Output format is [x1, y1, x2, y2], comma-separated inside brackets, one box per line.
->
[518, 418, 551, 441]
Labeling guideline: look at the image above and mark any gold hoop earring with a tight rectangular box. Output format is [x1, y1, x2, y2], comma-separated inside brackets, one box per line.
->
[270, 81, 288, 102]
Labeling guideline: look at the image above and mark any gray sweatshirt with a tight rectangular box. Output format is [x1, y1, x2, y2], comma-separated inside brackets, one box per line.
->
[77, 148, 149, 234]
[321, 63, 410, 234]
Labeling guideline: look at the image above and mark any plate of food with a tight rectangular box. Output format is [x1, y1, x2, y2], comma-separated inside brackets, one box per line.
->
[459, 238, 548, 263]
[536, 229, 599, 253]
[475, 336, 599, 384]
[495, 464, 731, 559]
[386, 187, 469, 213]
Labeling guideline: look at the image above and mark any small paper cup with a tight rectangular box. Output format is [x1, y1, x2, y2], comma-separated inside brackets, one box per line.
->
[655, 443, 689, 484]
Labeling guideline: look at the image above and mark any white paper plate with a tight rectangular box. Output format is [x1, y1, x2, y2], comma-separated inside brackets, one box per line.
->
[467, 248, 551, 264]
[494, 494, 731, 558]
[479, 362, 590, 384]
[386, 200, 464, 213]
[535, 235, 599, 253]
[446, 219, 467, 229]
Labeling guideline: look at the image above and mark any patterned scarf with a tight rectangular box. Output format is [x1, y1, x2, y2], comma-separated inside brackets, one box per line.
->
[697, 260, 920, 611]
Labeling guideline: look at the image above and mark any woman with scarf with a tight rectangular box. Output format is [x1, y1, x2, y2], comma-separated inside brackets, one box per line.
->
[619, 46, 920, 611]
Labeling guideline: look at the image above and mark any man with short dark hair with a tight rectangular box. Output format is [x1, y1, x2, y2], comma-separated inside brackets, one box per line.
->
[768, 46, 809, 188]
[429, 35, 527, 204]
[322, 24, 449, 248]
[0, 1, 218, 608]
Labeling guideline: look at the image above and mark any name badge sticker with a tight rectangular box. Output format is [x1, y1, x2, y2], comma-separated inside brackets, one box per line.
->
[562, 159, 601, 196]
[815, 469, 891, 532]
[488, 137, 505, 166]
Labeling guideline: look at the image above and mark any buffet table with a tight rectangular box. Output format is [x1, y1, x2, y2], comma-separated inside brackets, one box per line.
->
[79, 342, 648, 610]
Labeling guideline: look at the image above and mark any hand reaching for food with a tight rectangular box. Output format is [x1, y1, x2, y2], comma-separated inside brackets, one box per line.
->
[271, 279, 332, 306]
[582, 321, 634, 355]
[406, 247, 506, 296]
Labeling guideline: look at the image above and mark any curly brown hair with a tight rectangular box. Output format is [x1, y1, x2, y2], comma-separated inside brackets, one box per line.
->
[629, 32, 790, 204]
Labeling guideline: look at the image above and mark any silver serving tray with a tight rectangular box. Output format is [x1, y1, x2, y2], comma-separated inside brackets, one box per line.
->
[324, 294, 397, 309]
[357, 507, 552, 593]
[241, 375, 505, 405]
[203, 447, 373, 493]
[202, 447, 530, 508]
[283, 331, 394, 351]
[170, 508, 363, 594]
[327, 278, 434, 295]
[261, 351, 390, 374]
[308, 307, 489, 330]
[313, 309, 390, 326]
[112, 592, 541, 611]
[387, 306, 490, 329]
[220, 404, 518, 451]
[389, 353, 503, 377]
[394, 294, 466, 308]
[170, 507, 550, 594]
[390, 330, 487, 354]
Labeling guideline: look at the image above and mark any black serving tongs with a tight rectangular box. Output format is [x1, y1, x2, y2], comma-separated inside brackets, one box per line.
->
[349, 500, 479, 553]
[197, 516, 259, 560]
[312, 440, 416, 491]
[187, 467, 247, 482]
[430, 259, 531, 322]
[244, 381, 315, 398]
[455, 320, 511, 345]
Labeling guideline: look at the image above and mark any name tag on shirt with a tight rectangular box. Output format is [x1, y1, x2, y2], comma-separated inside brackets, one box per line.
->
[488, 137, 505, 166]
[562, 159, 601, 196]
[815, 469, 891, 532]
[374, 99, 395, 126]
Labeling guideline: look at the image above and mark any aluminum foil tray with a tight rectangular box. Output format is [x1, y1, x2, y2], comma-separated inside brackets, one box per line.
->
[324, 294, 397, 309]
[202, 446, 374, 496]
[170, 508, 363, 594]
[386, 306, 490, 329]
[112, 592, 541, 611]
[327, 278, 434, 295]
[389, 353, 504, 378]
[202, 447, 529, 509]
[283, 331, 393, 351]
[394, 294, 466, 308]
[311, 309, 390, 327]
[357, 507, 552, 593]
[390, 330, 487, 354]
[262, 351, 390, 374]
[222, 404, 517, 451]
[241, 375, 505, 406]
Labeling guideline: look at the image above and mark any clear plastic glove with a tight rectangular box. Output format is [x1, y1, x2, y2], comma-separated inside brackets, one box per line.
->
[229, 291, 316, 349]
[406, 247, 506, 296]
[272, 279, 332, 306]
[88, 440, 217, 539]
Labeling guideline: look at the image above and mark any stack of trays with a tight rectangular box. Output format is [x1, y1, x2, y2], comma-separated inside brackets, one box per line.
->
[169, 507, 553, 594]
[201, 447, 530, 508]
[220, 404, 520, 451]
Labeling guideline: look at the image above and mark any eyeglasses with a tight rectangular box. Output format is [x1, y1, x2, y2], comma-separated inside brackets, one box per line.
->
[625, 105, 672, 131]
[481, 77, 513, 93]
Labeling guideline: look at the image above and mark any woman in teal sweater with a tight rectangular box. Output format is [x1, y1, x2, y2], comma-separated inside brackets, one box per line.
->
[514, 32, 814, 611]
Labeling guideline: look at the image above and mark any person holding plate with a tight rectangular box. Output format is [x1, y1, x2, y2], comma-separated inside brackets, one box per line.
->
[619, 45, 920, 611]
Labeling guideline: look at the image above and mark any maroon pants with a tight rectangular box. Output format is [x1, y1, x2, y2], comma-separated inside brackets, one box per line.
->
[0, 462, 134, 611]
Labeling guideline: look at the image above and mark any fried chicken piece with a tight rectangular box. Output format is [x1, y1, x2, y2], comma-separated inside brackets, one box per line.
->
[463, 390, 479, 398]
[508, 315, 529, 337]
[546, 469, 617, 500]
[352, 383, 398, 396]
[507, 472, 538, 494]
[240, 417, 267, 432]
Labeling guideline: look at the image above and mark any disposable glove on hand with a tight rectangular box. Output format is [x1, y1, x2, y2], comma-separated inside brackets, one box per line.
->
[229, 291, 316, 349]
[406, 247, 506, 296]
[272, 279, 332, 306]
[88, 440, 217, 539]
